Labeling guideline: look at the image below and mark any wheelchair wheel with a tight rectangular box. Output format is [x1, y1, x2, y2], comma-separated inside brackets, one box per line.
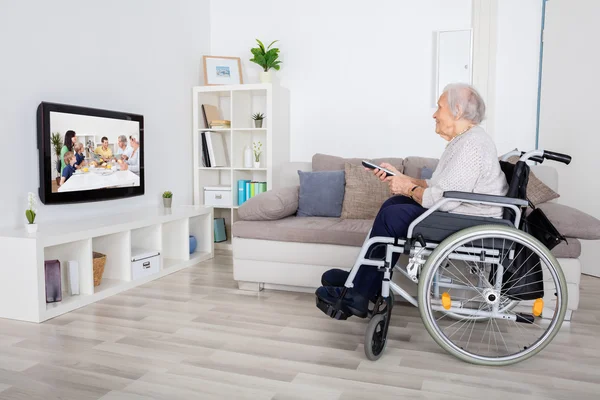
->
[364, 314, 388, 361]
[417, 224, 568, 366]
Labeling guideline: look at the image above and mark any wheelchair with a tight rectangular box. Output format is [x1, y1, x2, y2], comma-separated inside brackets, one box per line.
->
[316, 149, 572, 366]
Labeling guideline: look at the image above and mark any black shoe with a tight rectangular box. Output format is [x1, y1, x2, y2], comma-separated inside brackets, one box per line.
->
[321, 269, 382, 304]
[315, 286, 369, 318]
[321, 269, 350, 286]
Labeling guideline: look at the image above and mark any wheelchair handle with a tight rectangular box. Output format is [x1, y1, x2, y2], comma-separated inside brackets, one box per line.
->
[520, 152, 544, 163]
[543, 150, 572, 165]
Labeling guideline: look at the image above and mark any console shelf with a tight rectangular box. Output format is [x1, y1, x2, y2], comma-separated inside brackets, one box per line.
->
[0, 205, 213, 323]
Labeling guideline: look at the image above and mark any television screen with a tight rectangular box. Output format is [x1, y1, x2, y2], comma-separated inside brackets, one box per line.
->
[37, 102, 144, 204]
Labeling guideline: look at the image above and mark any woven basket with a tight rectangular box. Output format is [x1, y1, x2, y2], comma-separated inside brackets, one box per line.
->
[92, 251, 106, 287]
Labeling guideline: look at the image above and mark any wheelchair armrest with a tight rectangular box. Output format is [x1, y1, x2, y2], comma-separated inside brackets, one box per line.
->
[443, 191, 528, 207]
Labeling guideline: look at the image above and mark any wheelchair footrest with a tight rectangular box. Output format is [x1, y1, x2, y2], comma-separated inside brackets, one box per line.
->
[315, 295, 351, 320]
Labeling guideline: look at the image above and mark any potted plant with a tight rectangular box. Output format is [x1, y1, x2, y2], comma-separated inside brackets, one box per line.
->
[162, 191, 173, 208]
[249, 39, 282, 83]
[252, 112, 265, 128]
[253, 141, 262, 168]
[51, 132, 63, 184]
[25, 192, 37, 233]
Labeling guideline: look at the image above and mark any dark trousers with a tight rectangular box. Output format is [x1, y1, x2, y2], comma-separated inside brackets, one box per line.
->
[352, 195, 427, 300]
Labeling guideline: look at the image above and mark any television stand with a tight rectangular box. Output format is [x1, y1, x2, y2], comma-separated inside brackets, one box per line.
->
[0, 205, 213, 323]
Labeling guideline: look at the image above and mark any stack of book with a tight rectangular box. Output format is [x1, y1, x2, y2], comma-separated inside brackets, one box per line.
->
[237, 180, 267, 205]
[210, 120, 231, 129]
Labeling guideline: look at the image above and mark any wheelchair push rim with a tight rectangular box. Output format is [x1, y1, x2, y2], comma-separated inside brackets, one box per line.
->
[417, 224, 568, 366]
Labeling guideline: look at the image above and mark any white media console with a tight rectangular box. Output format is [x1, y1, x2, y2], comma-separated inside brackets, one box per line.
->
[0, 205, 214, 323]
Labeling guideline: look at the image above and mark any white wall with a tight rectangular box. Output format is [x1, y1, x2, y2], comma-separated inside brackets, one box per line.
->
[493, 0, 543, 155]
[0, 0, 210, 228]
[537, 0, 600, 276]
[210, 0, 472, 162]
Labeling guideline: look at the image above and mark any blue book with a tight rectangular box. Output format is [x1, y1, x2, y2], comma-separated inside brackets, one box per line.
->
[237, 180, 247, 205]
[244, 181, 250, 202]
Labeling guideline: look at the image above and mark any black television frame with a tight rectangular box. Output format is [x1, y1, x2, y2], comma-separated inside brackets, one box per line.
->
[37, 102, 145, 205]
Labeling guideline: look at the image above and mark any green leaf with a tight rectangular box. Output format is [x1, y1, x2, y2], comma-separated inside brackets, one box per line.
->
[255, 39, 266, 53]
[266, 40, 279, 49]
[25, 209, 35, 224]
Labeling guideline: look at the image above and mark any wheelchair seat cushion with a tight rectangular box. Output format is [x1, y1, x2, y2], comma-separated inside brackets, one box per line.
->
[412, 211, 513, 243]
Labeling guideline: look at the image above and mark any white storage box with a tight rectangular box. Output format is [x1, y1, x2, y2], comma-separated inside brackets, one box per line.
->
[131, 248, 160, 280]
[204, 186, 232, 207]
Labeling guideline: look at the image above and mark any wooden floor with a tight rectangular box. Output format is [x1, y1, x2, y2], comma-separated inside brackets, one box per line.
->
[0, 251, 599, 399]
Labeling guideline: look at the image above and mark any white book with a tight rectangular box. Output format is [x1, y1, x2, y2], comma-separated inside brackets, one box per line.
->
[208, 131, 228, 167]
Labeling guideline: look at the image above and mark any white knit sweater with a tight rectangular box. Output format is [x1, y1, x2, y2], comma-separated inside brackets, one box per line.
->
[422, 125, 509, 217]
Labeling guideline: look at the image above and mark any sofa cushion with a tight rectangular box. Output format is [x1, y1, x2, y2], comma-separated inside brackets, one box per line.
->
[505, 156, 560, 205]
[341, 162, 391, 219]
[233, 216, 372, 247]
[403, 156, 439, 179]
[237, 186, 299, 221]
[312, 153, 404, 173]
[536, 202, 600, 240]
[235, 215, 580, 257]
[551, 237, 581, 259]
[297, 170, 345, 217]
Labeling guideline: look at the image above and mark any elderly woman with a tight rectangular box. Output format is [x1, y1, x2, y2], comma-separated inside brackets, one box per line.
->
[316, 83, 509, 318]
[120, 134, 140, 175]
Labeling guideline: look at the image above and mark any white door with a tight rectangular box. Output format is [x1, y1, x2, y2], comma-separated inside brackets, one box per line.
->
[538, 0, 600, 277]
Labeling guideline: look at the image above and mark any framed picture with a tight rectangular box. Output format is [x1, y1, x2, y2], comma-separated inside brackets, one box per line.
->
[203, 56, 243, 86]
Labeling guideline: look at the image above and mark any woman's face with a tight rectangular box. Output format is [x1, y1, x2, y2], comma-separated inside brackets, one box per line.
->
[71, 135, 77, 143]
[432, 93, 457, 141]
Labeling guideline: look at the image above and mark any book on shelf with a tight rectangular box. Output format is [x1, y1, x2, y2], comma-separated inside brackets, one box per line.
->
[237, 180, 267, 205]
[201, 131, 229, 167]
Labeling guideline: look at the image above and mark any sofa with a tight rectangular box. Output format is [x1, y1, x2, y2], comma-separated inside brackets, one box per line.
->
[232, 154, 600, 321]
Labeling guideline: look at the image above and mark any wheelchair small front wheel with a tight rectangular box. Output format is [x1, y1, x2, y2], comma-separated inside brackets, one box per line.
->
[364, 314, 388, 360]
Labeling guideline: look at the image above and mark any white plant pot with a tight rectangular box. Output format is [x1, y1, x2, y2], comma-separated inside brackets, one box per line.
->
[259, 70, 272, 83]
[254, 161, 261, 169]
[26, 223, 38, 233]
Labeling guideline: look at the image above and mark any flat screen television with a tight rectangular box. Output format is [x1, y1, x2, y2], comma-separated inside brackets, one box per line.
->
[37, 102, 144, 204]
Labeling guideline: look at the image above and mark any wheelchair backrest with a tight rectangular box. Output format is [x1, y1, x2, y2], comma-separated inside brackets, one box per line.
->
[499, 160, 530, 222]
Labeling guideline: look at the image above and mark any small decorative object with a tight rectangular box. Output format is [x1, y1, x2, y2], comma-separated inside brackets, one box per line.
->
[244, 145, 253, 168]
[44, 260, 62, 303]
[250, 39, 282, 83]
[252, 112, 265, 128]
[203, 55, 243, 86]
[214, 218, 227, 243]
[253, 141, 262, 168]
[189, 235, 197, 254]
[25, 192, 38, 233]
[67, 260, 80, 295]
[51, 132, 63, 181]
[92, 251, 106, 287]
[162, 191, 173, 208]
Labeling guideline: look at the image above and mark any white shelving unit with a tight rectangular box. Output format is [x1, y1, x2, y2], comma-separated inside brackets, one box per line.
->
[0, 205, 214, 323]
[192, 83, 290, 250]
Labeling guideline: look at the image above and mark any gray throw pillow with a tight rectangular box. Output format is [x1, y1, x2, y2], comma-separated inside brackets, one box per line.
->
[421, 167, 434, 180]
[297, 170, 345, 217]
[237, 186, 299, 221]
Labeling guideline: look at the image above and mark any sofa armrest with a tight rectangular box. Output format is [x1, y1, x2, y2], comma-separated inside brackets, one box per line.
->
[237, 186, 299, 221]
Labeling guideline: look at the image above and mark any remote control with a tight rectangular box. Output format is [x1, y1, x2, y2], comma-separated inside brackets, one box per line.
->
[361, 160, 396, 177]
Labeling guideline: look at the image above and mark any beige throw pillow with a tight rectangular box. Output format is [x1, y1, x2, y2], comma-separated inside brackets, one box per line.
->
[505, 156, 560, 205]
[341, 162, 392, 219]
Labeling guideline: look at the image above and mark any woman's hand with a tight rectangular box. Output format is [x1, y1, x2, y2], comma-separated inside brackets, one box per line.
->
[369, 162, 402, 181]
[386, 175, 414, 196]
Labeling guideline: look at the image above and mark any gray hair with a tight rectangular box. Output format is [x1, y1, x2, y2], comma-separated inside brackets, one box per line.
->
[443, 83, 486, 124]
[118, 135, 128, 143]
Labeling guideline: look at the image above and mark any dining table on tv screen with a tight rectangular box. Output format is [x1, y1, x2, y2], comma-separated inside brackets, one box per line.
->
[58, 163, 139, 193]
